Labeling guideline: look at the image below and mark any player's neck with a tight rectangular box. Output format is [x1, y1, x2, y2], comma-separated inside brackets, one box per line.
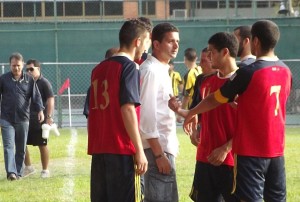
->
[240, 50, 254, 60]
[219, 58, 238, 77]
[118, 47, 134, 61]
[152, 53, 169, 65]
[203, 68, 217, 75]
[240, 54, 255, 62]
[185, 62, 197, 70]
[255, 49, 276, 59]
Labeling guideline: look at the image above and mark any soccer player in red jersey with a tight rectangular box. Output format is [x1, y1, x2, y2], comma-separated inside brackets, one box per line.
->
[88, 18, 152, 202]
[173, 20, 292, 202]
[170, 33, 239, 202]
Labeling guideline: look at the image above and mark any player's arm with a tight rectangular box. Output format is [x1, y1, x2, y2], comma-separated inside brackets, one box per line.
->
[121, 103, 148, 175]
[177, 73, 184, 94]
[183, 92, 222, 134]
[181, 93, 190, 110]
[45, 97, 55, 125]
[168, 95, 189, 118]
[182, 70, 197, 109]
[190, 124, 200, 147]
[178, 83, 183, 94]
[197, 68, 250, 116]
[147, 138, 172, 175]
[31, 80, 45, 123]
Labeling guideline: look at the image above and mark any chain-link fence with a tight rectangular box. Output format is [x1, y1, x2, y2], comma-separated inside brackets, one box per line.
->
[0, 0, 299, 22]
[1, 60, 299, 127]
[0, 0, 299, 127]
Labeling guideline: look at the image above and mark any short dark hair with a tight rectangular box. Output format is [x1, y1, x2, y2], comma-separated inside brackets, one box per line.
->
[234, 25, 252, 41]
[251, 20, 280, 52]
[208, 32, 239, 58]
[138, 17, 153, 33]
[119, 18, 151, 49]
[151, 23, 179, 44]
[9, 52, 23, 63]
[105, 47, 119, 59]
[201, 47, 208, 53]
[184, 48, 197, 61]
[26, 59, 41, 67]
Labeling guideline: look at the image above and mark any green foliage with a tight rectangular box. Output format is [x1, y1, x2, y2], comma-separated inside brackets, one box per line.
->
[0, 127, 299, 201]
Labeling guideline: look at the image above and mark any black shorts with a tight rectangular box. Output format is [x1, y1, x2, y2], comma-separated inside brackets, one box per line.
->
[190, 161, 238, 202]
[27, 114, 47, 146]
[90, 153, 142, 202]
[235, 155, 286, 202]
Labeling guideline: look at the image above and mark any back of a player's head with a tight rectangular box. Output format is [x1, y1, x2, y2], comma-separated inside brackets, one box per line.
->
[9, 52, 23, 63]
[104, 47, 119, 59]
[119, 18, 150, 49]
[234, 25, 252, 41]
[251, 20, 280, 52]
[208, 32, 238, 58]
[184, 48, 197, 62]
[26, 59, 41, 67]
[151, 23, 179, 44]
[138, 17, 153, 33]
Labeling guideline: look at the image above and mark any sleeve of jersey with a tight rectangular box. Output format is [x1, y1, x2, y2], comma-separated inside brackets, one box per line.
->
[214, 89, 229, 103]
[120, 62, 140, 107]
[44, 79, 54, 98]
[176, 73, 182, 83]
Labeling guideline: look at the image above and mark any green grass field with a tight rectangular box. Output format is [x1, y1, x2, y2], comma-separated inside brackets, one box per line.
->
[0, 127, 299, 202]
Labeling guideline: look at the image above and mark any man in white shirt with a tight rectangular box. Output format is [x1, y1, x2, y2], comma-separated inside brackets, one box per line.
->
[139, 22, 180, 202]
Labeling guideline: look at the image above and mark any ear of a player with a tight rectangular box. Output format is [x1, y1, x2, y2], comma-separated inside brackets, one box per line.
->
[135, 37, 141, 48]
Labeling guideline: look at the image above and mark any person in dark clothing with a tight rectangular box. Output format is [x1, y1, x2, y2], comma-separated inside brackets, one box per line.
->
[0, 52, 44, 181]
[23, 59, 55, 178]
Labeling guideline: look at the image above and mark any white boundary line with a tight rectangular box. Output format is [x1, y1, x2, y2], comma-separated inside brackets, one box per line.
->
[61, 128, 78, 201]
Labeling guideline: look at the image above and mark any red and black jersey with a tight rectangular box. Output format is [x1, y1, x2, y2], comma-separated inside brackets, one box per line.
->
[217, 59, 292, 157]
[196, 73, 236, 166]
[135, 52, 148, 65]
[88, 54, 140, 155]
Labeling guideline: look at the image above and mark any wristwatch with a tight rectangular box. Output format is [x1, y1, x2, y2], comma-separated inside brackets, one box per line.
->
[154, 153, 165, 159]
[46, 115, 52, 119]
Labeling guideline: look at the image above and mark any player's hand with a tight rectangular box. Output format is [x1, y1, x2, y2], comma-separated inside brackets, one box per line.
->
[168, 95, 181, 113]
[183, 113, 197, 136]
[134, 150, 148, 175]
[207, 146, 228, 166]
[38, 111, 45, 123]
[190, 129, 200, 147]
[46, 117, 54, 125]
[155, 154, 172, 175]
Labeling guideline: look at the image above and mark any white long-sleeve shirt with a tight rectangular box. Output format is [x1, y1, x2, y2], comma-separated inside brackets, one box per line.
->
[139, 55, 179, 157]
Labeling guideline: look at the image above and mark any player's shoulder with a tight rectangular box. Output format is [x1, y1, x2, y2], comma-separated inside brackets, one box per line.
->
[140, 57, 159, 75]
[189, 67, 198, 73]
[174, 71, 181, 76]
[39, 75, 50, 83]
